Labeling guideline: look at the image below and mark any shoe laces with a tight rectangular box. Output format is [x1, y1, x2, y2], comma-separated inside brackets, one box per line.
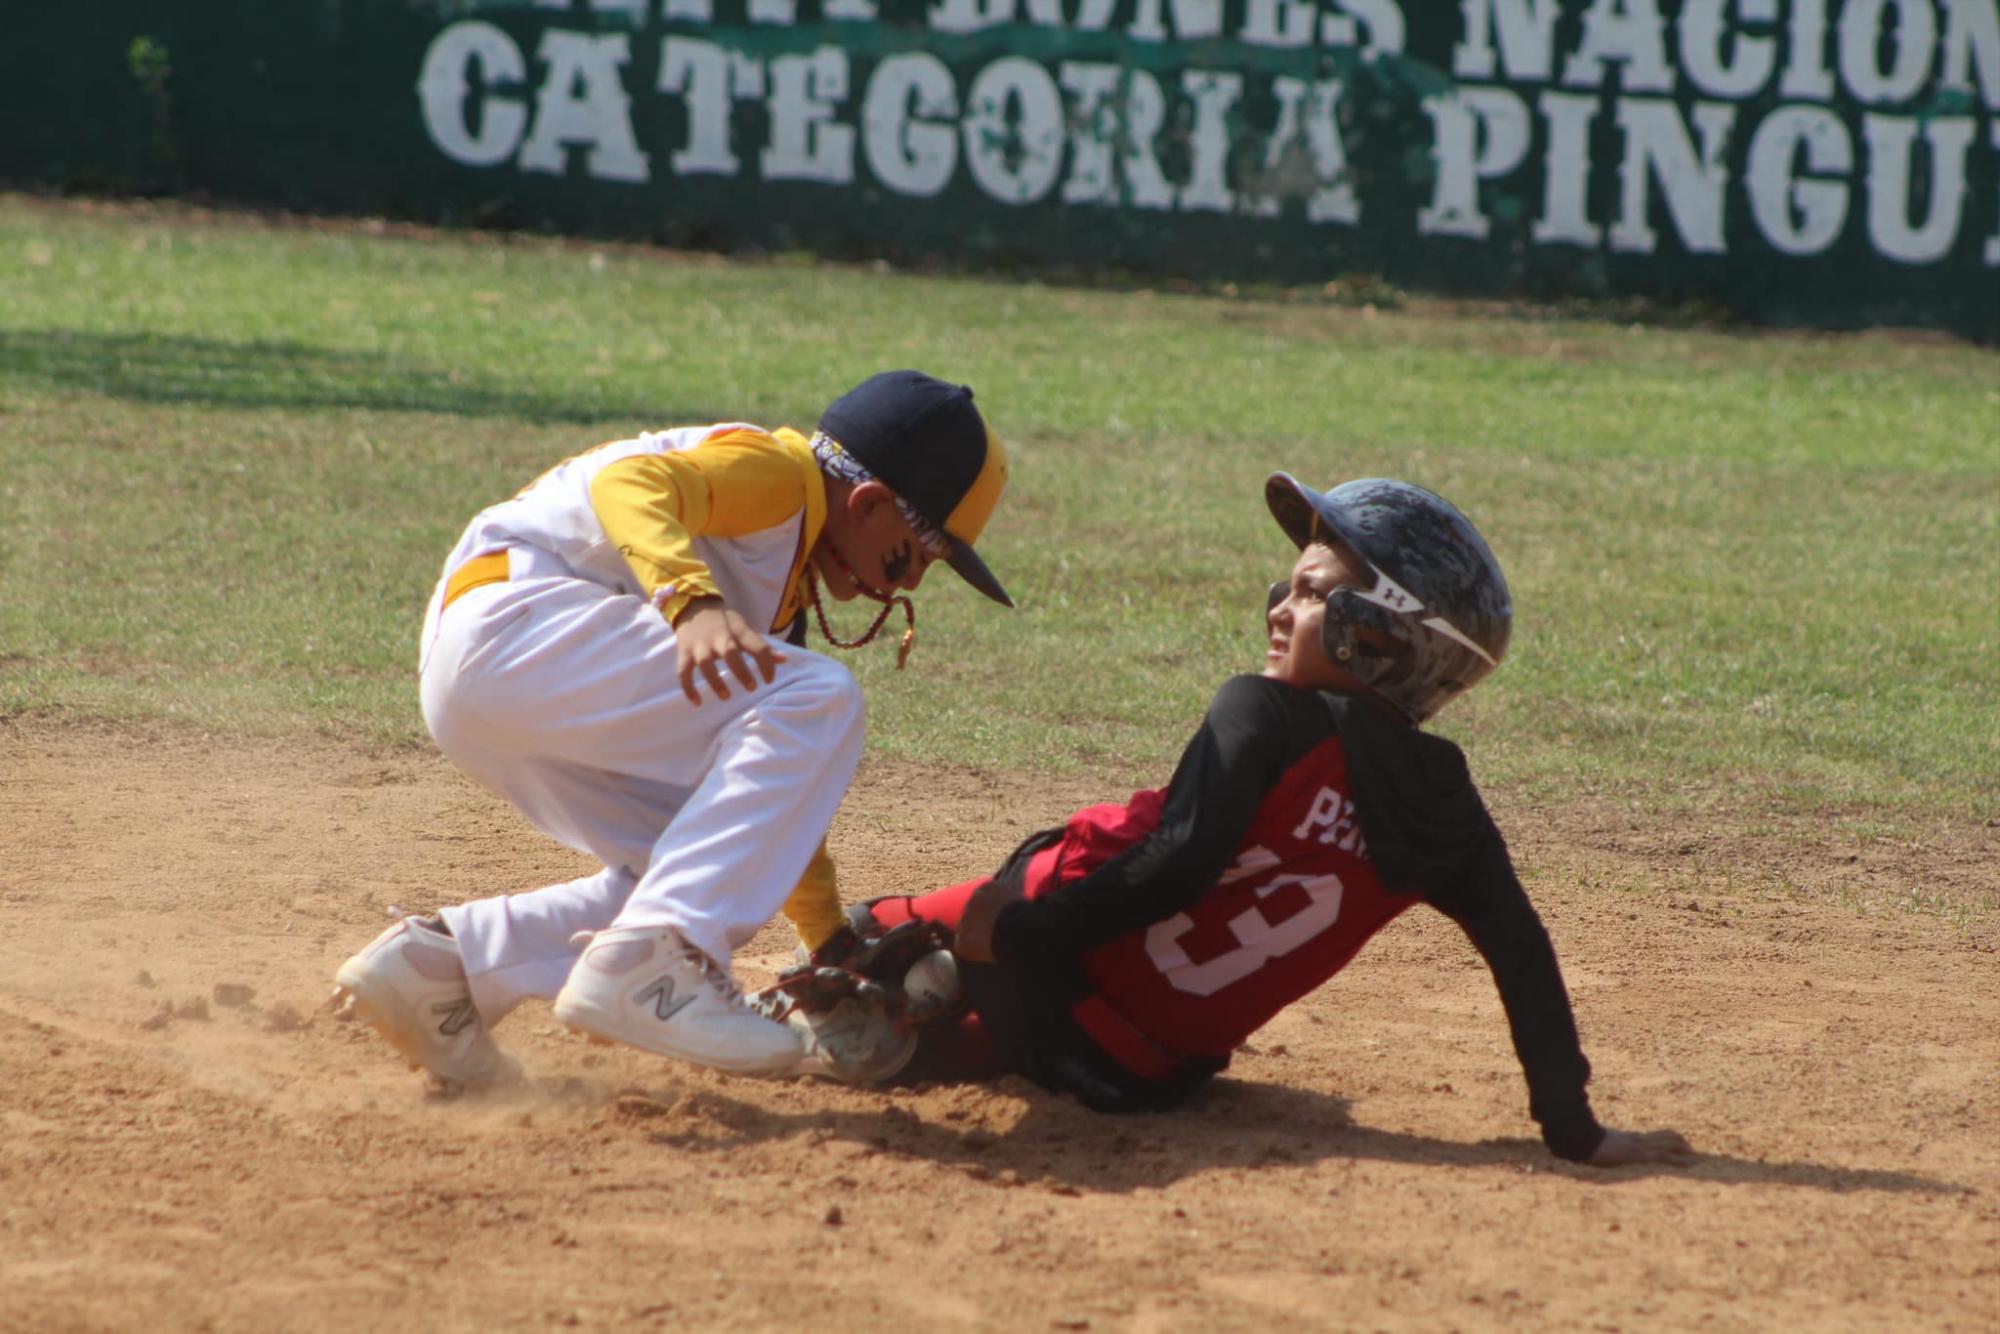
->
[674, 938, 746, 1005]
[570, 928, 747, 1006]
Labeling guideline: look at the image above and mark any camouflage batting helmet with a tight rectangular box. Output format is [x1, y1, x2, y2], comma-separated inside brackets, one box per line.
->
[1265, 474, 1512, 724]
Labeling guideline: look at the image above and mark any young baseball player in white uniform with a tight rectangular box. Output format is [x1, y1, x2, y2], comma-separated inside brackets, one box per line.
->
[332, 370, 1012, 1087]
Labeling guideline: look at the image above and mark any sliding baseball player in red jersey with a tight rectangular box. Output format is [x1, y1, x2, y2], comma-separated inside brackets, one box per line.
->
[844, 473, 1689, 1168]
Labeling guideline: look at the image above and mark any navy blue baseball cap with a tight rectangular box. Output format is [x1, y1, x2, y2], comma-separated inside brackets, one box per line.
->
[820, 370, 1013, 607]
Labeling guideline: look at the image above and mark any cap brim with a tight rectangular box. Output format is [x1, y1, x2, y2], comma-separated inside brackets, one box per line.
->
[946, 540, 1013, 608]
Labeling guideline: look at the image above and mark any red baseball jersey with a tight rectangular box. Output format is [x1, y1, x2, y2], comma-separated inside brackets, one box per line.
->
[1027, 736, 1414, 1059]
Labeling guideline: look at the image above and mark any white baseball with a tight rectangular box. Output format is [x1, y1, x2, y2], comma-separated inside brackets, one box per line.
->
[902, 949, 962, 1009]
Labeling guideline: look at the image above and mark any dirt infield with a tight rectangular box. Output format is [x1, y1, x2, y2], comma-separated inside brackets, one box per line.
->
[2, 724, 1995, 1331]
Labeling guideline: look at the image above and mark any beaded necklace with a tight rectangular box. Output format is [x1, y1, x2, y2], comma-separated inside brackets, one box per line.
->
[806, 543, 915, 669]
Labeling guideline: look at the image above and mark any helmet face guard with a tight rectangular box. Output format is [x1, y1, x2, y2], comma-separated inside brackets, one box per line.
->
[1265, 475, 1512, 724]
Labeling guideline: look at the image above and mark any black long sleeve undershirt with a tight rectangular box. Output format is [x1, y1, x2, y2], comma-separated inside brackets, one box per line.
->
[994, 676, 1321, 961]
[1332, 696, 1605, 1162]
[992, 676, 1606, 1162]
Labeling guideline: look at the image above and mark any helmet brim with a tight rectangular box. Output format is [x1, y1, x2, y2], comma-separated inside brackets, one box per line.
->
[1266, 471, 1360, 553]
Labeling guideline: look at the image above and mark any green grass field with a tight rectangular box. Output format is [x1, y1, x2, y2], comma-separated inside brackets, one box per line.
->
[2, 194, 1994, 823]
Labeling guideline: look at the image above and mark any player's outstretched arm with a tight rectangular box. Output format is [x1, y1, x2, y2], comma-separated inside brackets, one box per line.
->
[1588, 1127, 1695, 1168]
[950, 875, 1021, 963]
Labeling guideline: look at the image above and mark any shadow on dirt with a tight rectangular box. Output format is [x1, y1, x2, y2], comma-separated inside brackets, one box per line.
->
[562, 1074, 1966, 1200]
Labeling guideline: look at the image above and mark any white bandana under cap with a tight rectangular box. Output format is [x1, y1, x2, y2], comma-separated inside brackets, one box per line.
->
[811, 431, 949, 558]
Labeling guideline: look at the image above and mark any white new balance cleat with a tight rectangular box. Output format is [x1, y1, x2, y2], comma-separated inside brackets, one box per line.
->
[332, 916, 516, 1093]
[552, 926, 803, 1075]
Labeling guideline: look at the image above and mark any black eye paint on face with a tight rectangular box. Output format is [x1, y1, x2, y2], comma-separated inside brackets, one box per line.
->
[881, 540, 913, 585]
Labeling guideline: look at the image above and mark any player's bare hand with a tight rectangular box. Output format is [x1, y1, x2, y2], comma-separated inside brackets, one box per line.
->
[950, 877, 1023, 964]
[1588, 1127, 1695, 1169]
[673, 598, 786, 705]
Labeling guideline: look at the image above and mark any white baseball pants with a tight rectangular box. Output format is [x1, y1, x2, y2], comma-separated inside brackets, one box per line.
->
[420, 568, 864, 1024]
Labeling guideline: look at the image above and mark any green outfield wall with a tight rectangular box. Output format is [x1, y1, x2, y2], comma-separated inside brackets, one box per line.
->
[7, 2, 1997, 337]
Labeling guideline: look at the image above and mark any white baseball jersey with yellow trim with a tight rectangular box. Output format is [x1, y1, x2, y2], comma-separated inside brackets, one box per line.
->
[418, 423, 858, 1023]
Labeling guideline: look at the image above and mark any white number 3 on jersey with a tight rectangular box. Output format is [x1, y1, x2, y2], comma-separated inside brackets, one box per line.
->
[1143, 846, 1344, 997]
